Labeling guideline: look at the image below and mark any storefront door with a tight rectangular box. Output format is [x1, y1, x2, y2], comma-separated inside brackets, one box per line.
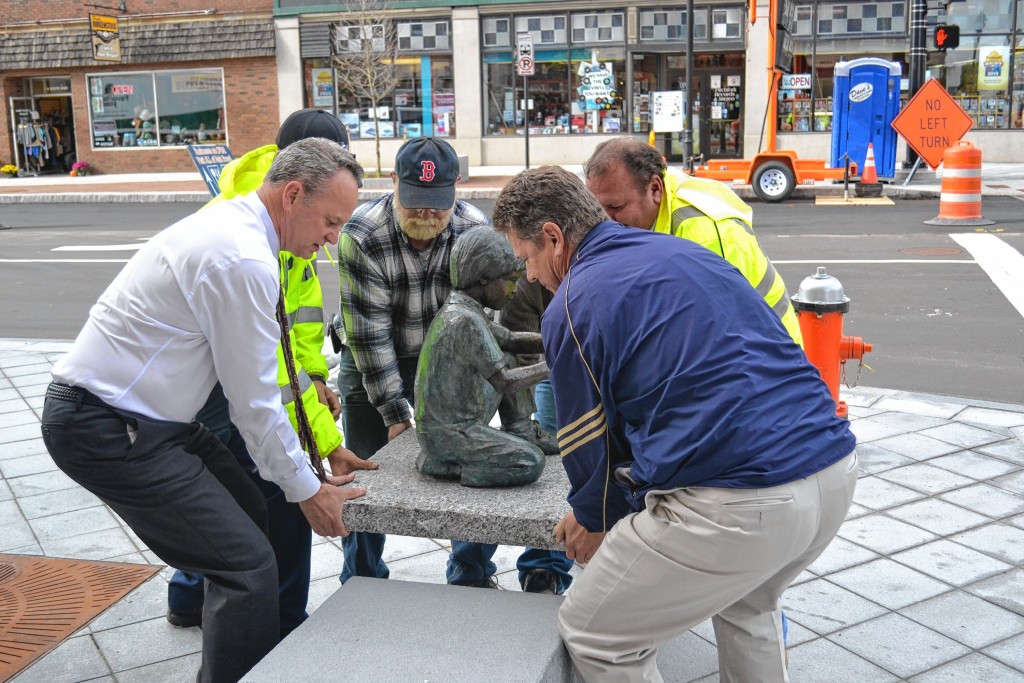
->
[8, 90, 76, 174]
[700, 69, 743, 159]
[8, 97, 35, 171]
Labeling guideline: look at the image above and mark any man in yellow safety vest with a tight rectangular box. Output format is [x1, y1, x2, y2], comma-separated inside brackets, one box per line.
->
[584, 137, 803, 346]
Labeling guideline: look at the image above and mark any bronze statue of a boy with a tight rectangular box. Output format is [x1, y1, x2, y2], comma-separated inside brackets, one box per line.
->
[414, 226, 556, 487]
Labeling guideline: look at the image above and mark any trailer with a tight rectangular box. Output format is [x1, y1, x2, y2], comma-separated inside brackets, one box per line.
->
[691, 0, 855, 201]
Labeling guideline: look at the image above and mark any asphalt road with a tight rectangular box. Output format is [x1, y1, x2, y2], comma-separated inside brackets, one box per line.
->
[2, 197, 1022, 405]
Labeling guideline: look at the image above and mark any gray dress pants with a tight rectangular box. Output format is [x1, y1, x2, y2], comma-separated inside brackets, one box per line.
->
[41, 386, 279, 683]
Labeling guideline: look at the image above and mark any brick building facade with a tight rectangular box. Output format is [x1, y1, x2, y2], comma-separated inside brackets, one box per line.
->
[0, 2, 279, 175]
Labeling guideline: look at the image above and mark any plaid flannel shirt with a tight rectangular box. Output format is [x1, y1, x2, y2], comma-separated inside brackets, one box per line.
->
[338, 193, 491, 425]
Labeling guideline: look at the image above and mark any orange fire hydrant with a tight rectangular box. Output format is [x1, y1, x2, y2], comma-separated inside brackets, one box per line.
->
[791, 267, 872, 419]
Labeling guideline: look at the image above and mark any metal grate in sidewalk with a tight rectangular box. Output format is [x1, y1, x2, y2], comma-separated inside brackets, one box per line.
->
[0, 554, 160, 681]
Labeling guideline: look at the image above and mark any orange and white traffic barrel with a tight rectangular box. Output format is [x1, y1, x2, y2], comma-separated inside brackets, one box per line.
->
[925, 141, 995, 226]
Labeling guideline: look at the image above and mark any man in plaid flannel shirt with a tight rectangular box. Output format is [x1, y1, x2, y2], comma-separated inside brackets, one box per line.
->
[336, 138, 571, 592]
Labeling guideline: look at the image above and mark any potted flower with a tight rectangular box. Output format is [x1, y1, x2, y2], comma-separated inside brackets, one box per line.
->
[1, 164, 17, 178]
[71, 161, 91, 177]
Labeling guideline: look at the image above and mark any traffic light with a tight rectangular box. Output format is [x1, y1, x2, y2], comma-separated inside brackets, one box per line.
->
[934, 25, 960, 50]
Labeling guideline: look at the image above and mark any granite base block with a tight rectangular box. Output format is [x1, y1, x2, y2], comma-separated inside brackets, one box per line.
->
[342, 429, 571, 550]
[243, 577, 573, 683]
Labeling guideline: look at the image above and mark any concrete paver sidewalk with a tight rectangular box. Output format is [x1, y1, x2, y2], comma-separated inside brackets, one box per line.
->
[2, 338, 1024, 681]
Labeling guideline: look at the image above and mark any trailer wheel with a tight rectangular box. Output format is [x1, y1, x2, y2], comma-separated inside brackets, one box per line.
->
[752, 161, 795, 202]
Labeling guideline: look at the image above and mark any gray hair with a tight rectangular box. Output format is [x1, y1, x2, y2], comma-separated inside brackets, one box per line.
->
[265, 137, 364, 201]
[492, 166, 607, 250]
[584, 137, 666, 193]
[450, 226, 521, 290]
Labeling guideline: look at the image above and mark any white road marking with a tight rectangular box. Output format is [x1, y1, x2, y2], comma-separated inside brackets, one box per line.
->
[52, 243, 146, 252]
[950, 233, 1024, 319]
[1, 259, 132, 263]
[774, 259, 976, 264]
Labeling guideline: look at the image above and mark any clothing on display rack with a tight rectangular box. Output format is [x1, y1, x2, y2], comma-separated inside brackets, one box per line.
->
[15, 118, 60, 175]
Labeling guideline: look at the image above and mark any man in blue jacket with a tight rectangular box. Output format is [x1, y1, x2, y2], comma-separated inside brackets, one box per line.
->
[492, 165, 858, 683]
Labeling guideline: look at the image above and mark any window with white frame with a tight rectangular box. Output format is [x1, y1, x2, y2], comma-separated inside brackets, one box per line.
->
[86, 68, 225, 149]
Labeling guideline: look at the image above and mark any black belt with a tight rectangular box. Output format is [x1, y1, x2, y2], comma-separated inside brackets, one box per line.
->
[46, 382, 111, 409]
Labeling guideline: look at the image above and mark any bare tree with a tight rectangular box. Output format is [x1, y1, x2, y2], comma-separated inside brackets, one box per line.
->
[331, 0, 400, 177]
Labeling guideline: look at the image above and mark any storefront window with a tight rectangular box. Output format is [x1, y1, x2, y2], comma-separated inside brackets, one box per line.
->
[86, 69, 225, 149]
[573, 52, 625, 133]
[1014, 38, 1024, 129]
[945, 0, 1014, 34]
[483, 11, 625, 136]
[930, 36, 1015, 129]
[780, 1, 908, 133]
[331, 55, 455, 139]
[327, 18, 454, 139]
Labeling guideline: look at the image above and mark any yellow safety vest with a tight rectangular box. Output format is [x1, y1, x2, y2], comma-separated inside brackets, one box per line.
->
[204, 145, 342, 457]
[654, 167, 803, 347]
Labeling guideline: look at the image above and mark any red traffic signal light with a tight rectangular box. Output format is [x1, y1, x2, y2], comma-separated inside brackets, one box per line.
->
[935, 25, 960, 50]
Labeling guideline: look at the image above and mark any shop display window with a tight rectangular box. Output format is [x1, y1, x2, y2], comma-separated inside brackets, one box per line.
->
[929, 36, 1016, 129]
[483, 54, 624, 136]
[86, 69, 225, 149]
[327, 55, 455, 139]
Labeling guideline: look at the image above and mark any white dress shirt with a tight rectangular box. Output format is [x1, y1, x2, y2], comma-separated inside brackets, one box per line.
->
[51, 192, 321, 503]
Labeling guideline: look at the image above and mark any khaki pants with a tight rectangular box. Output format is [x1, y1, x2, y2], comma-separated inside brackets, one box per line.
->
[558, 450, 858, 683]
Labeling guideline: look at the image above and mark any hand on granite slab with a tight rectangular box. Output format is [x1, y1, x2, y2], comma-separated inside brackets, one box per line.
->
[327, 446, 379, 476]
[554, 511, 606, 565]
[299, 473, 367, 538]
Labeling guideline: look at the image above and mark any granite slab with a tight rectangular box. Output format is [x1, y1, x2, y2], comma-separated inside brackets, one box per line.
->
[342, 428, 572, 550]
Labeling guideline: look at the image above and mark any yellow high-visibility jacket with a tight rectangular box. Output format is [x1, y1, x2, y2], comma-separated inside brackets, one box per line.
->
[654, 167, 803, 346]
[205, 144, 342, 457]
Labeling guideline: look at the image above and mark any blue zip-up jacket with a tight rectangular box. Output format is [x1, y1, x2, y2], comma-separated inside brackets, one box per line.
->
[544, 221, 856, 532]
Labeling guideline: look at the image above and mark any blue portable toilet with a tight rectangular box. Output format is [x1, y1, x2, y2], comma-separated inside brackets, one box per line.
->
[830, 58, 902, 179]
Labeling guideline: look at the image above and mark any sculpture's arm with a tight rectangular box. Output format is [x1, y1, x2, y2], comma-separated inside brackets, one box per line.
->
[489, 320, 544, 355]
[486, 360, 549, 395]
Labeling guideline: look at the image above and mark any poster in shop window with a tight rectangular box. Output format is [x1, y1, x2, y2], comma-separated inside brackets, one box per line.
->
[978, 46, 1010, 91]
[312, 69, 334, 107]
[577, 56, 618, 111]
[652, 90, 684, 132]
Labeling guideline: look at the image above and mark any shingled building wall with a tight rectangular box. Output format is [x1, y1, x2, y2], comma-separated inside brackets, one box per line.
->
[0, 10, 280, 174]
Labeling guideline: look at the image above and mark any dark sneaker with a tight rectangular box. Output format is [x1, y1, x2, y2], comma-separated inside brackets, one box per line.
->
[460, 576, 499, 589]
[167, 607, 203, 628]
[521, 569, 560, 595]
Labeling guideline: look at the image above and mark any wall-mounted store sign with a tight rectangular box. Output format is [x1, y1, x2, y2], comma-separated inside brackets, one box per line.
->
[90, 14, 122, 63]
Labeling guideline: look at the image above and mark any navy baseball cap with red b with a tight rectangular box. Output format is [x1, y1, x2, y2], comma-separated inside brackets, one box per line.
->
[394, 137, 460, 210]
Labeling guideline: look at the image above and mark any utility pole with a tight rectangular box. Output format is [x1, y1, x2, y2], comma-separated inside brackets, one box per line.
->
[682, 0, 695, 169]
[906, 0, 928, 166]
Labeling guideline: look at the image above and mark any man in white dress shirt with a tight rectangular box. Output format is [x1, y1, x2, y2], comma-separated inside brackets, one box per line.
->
[41, 138, 364, 683]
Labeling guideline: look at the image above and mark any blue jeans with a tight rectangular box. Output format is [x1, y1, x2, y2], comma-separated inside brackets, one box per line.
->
[167, 384, 312, 638]
[336, 347, 498, 585]
[527, 378, 574, 593]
